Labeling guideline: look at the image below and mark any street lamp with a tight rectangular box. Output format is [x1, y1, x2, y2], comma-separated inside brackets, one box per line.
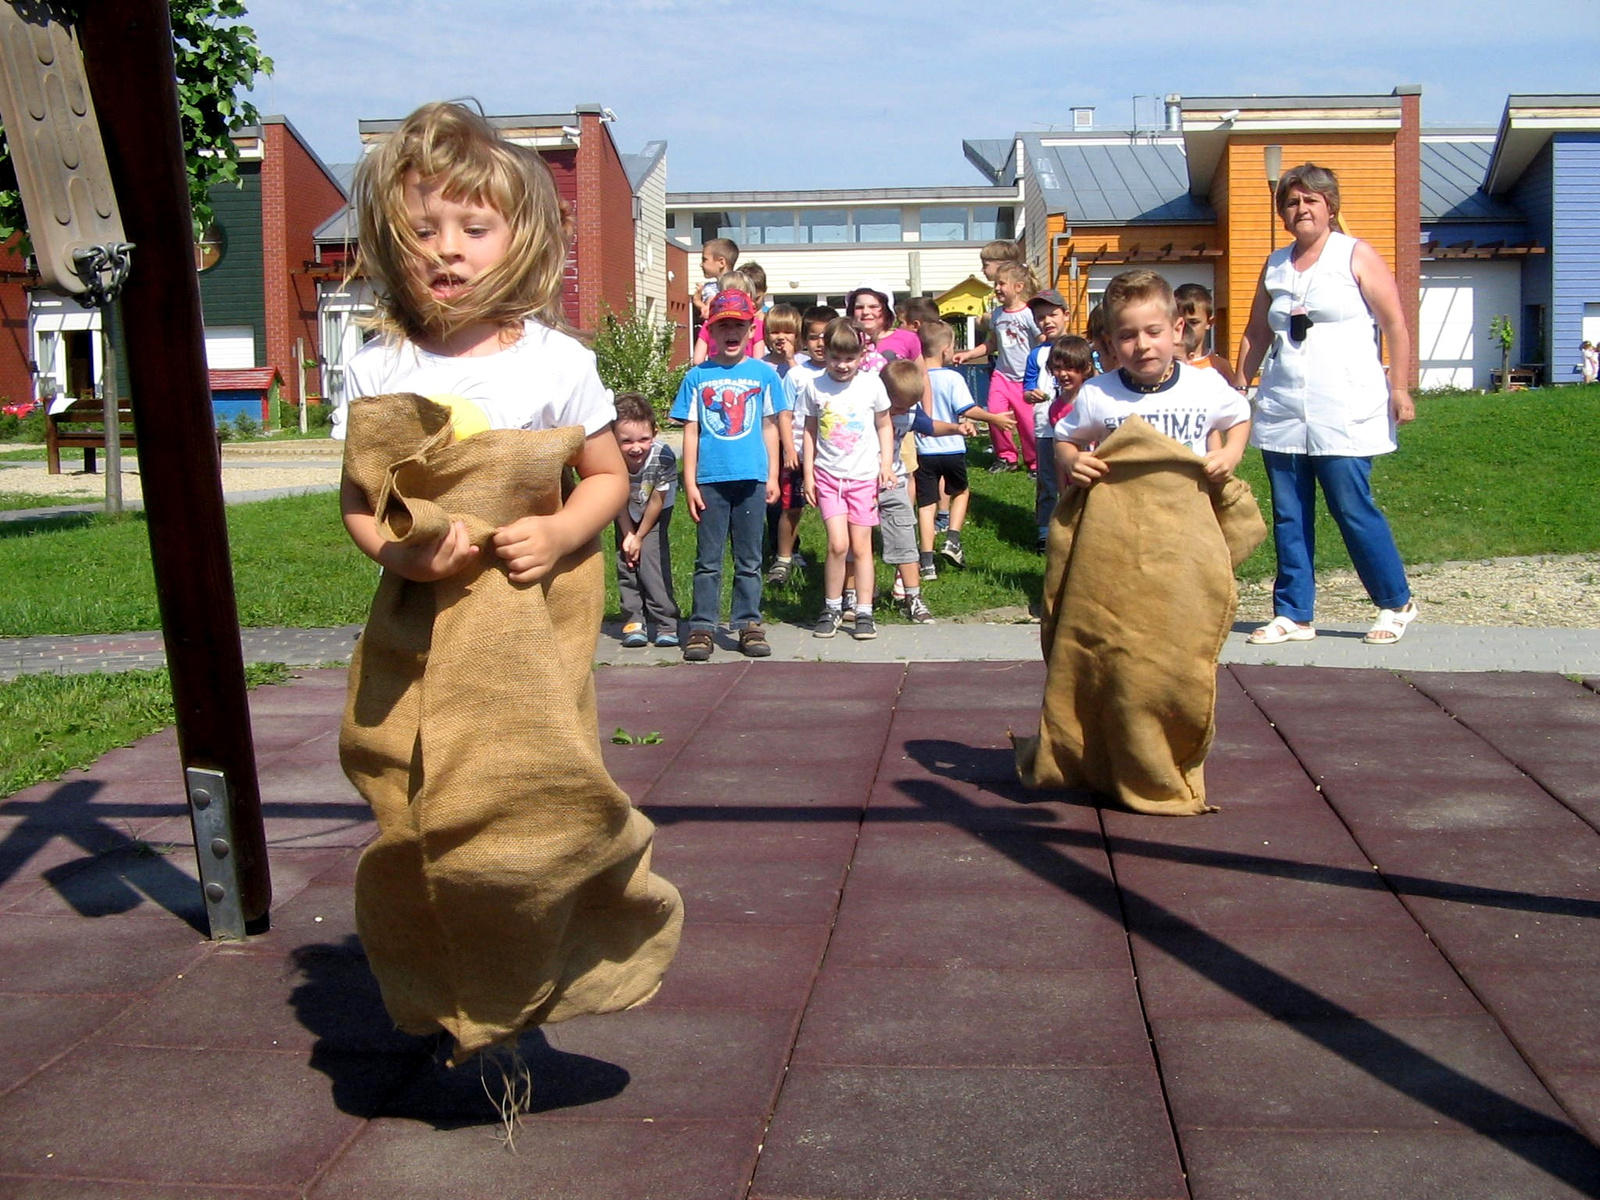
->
[1264, 144, 1283, 253]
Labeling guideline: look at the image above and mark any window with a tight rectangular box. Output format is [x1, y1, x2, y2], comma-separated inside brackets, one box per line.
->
[919, 207, 967, 242]
[971, 206, 1015, 241]
[801, 209, 849, 243]
[748, 210, 796, 244]
[693, 211, 739, 245]
[853, 210, 901, 242]
[194, 221, 225, 271]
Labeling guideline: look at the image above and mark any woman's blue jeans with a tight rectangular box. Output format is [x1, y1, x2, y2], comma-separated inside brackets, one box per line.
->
[1261, 451, 1411, 623]
[691, 479, 765, 630]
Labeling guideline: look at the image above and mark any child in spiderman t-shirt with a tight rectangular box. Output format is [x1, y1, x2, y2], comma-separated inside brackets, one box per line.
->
[669, 289, 791, 661]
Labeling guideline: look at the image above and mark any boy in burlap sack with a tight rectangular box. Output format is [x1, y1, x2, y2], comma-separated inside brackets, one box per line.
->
[335, 102, 682, 1066]
[1016, 269, 1265, 815]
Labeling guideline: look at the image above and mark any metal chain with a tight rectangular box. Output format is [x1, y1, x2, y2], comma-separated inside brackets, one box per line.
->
[70, 241, 134, 309]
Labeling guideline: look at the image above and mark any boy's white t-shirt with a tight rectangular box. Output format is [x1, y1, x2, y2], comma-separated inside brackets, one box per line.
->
[795, 370, 890, 481]
[335, 318, 615, 439]
[1055, 362, 1249, 457]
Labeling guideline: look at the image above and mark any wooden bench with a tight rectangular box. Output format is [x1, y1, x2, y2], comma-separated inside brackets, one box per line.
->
[45, 398, 136, 475]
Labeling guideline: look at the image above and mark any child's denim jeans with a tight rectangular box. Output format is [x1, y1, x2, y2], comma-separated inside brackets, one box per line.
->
[691, 478, 765, 630]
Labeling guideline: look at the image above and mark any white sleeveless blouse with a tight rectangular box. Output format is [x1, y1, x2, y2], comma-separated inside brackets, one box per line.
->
[1251, 231, 1396, 457]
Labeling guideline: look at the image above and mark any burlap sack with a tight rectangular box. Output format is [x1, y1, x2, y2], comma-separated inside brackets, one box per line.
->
[1015, 415, 1267, 816]
[340, 393, 683, 1063]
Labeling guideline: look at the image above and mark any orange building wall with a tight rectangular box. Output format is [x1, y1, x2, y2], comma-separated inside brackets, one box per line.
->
[1215, 134, 1399, 365]
[665, 240, 691, 365]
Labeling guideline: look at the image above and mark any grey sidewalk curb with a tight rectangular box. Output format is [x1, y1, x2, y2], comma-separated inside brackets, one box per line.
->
[4, 620, 1599, 680]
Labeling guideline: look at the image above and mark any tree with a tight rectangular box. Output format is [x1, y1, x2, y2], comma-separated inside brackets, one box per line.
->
[0, 0, 272, 244]
[1489, 314, 1515, 392]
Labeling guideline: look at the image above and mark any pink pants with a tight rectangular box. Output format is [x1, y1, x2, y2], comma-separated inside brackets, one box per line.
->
[986, 373, 1037, 470]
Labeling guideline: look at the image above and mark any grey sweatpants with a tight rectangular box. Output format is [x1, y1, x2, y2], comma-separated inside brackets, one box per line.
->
[616, 504, 680, 630]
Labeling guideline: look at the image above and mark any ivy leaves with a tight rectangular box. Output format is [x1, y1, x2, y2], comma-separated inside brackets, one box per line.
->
[0, 0, 273, 244]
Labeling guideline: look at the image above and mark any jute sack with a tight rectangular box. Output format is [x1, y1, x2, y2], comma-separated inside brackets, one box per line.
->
[340, 393, 683, 1063]
[1015, 415, 1266, 816]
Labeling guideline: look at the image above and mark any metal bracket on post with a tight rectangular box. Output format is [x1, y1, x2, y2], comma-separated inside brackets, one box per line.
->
[70, 240, 133, 310]
[184, 766, 247, 941]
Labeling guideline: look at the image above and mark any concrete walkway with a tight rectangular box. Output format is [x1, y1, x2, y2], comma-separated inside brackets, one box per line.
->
[5, 619, 1600, 680]
[0, 661, 1597, 1197]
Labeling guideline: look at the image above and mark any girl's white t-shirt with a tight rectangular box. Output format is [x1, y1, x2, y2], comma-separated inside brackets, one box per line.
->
[334, 319, 615, 439]
[794, 370, 890, 481]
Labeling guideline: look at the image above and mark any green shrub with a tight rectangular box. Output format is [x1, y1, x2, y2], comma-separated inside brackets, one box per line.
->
[233, 411, 259, 440]
[215, 415, 234, 442]
[592, 309, 687, 422]
[16, 409, 46, 443]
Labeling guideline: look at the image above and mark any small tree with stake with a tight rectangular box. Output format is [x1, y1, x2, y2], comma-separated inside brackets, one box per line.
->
[1490, 314, 1515, 392]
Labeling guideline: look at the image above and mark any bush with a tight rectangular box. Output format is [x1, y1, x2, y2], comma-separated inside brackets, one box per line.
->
[215, 415, 234, 442]
[232, 412, 259, 440]
[592, 309, 687, 422]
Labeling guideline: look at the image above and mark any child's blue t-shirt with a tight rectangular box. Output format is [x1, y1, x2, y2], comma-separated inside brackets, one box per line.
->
[916, 367, 978, 456]
[670, 357, 790, 484]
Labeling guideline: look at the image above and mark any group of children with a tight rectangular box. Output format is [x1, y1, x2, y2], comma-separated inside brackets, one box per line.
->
[332, 98, 1251, 671]
[606, 234, 1253, 660]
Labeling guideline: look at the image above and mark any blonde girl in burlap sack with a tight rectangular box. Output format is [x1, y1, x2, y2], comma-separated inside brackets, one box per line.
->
[335, 101, 683, 1083]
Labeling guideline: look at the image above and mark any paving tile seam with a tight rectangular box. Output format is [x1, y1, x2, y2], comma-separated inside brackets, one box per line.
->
[1223, 671, 1600, 1155]
[1399, 674, 1600, 839]
[0, 1172, 293, 1195]
[743, 662, 912, 1199]
[629, 661, 755, 808]
[1090, 803, 1201, 1197]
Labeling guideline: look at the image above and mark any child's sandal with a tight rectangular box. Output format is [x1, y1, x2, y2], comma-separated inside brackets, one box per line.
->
[1364, 601, 1418, 645]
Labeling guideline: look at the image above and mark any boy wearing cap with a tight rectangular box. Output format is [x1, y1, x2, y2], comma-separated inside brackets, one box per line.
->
[1023, 289, 1071, 549]
[670, 289, 789, 662]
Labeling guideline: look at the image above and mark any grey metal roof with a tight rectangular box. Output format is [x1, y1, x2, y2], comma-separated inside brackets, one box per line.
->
[1420, 140, 1524, 223]
[1179, 93, 1402, 111]
[314, 206, 354, 244]
[1022, 135, 1212, 224]
[621, 140, 667, 192]
[358, 113, 577, 135]
[962, 139, 1016, 185]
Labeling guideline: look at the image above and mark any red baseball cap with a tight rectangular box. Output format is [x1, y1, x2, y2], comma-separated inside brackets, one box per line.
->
[706, 288, 756, 326]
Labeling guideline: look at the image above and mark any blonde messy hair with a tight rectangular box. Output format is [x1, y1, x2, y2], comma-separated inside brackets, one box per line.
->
[352, 101, 570, 343]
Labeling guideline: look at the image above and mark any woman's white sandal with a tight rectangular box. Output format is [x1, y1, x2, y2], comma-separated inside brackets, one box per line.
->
[1364, 601, 1419, 645]
[1248, 615, 1316, 645]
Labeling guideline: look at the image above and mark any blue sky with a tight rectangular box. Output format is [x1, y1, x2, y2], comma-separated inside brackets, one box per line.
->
[243, 0, 1599, 191]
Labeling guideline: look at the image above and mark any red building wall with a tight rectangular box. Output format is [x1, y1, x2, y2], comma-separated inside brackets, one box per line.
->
[0, 242, 34, 408]
[260, 120, 346, 406]
[542, 148, 581, 328]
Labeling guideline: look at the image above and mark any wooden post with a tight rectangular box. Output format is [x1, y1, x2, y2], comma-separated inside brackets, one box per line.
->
[296, 336, 307, 434]
[77, 0, 270, 929]
[100, 326, 122, 515]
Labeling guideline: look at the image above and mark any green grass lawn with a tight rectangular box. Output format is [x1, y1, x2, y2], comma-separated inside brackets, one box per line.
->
[0, 490, 94, 510]
[1, 385, 1595, 638]
[0, 663, 289, 798]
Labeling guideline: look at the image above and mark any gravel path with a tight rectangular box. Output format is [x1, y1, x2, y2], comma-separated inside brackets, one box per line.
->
[5, 451, 1595, 630]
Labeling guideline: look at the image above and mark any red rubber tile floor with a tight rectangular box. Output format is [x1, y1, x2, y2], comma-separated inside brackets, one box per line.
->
[0, 663, 1596, 1198]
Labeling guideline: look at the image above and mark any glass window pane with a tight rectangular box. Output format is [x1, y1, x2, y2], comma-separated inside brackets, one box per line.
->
[748, 210, 796, 244]
[693, 211, 740, 244]
[853, 210, 901, 242]
[801, 209, 849, 243]
[919, 207, 967, 242]
[971, 206, 1016, 242]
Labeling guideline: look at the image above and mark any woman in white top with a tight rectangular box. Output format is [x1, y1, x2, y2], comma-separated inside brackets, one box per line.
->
[1237, 163, 1419, 646]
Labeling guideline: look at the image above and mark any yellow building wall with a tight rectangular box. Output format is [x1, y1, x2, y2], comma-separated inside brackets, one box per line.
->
[1216, 134, 1398, 367]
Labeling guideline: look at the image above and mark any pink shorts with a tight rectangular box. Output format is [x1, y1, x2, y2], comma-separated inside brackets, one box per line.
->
[814, 466, 880, 526]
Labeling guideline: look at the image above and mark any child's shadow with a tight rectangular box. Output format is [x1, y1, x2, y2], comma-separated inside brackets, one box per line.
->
[289, 937, 630, 1127]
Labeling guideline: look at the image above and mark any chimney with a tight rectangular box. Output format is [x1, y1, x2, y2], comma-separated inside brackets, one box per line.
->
[1164, 94, 1182, 131]
[1071, 107, 1094, 131]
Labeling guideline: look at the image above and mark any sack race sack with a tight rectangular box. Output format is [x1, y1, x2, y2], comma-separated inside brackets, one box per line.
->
[1015, 415, 1267, 816]
[340, 393, 683, 1063]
